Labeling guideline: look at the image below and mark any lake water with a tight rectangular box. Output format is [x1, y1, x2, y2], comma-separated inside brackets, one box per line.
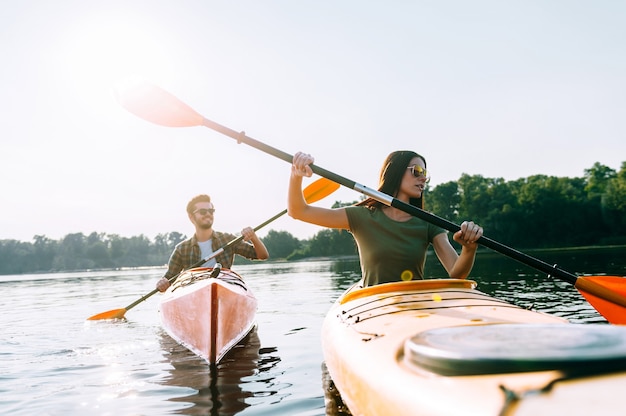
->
[2, 247, 625, 415]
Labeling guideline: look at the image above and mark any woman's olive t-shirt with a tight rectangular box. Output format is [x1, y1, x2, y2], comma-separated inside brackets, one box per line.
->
[345, 206, 446, 286]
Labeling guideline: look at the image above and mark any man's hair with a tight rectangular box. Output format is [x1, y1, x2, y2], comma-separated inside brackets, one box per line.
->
[187, 194, 211, 214]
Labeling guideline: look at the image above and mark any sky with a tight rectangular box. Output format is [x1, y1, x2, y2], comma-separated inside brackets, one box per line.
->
[1, 1, 625, 243]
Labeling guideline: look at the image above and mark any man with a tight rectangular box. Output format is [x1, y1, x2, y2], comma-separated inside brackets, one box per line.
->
[156, 194, 269, 292]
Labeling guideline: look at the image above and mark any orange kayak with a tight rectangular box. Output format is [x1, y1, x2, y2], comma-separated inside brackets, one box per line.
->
[159, 267, 257, 364]
[322, 279, 626, 415]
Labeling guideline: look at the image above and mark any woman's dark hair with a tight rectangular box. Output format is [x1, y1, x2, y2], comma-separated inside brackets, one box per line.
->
[357, 150, 426, 209]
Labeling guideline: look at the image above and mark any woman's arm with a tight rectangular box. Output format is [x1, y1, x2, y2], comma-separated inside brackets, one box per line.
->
[288, 152, 350, 230]
[432, 221, 482, 279]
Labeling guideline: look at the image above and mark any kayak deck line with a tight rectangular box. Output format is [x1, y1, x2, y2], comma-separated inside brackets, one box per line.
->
[340, 288, 514, 312]
[338, 288, 525, 325]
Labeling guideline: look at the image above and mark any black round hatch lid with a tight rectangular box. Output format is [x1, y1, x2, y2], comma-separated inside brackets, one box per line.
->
[404, 324, 626, 376]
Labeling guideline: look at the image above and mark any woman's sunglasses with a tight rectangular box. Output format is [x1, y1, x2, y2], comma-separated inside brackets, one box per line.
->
[407, 165, 429, 181]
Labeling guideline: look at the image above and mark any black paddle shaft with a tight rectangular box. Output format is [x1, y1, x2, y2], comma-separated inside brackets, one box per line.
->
[201, 117, 579, 286]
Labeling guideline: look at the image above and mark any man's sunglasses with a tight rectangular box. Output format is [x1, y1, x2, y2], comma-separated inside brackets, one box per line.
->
[193, 208, 215, 216]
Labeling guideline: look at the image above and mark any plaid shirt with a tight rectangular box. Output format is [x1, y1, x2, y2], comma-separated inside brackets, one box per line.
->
[163, 231, 259, 280]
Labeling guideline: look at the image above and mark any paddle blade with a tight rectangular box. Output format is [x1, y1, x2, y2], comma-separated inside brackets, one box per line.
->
[575, 276, 626, 325]
[86, 308, 127, 321]
[115, 81, 204, 127]
[303, 178, 340, 204]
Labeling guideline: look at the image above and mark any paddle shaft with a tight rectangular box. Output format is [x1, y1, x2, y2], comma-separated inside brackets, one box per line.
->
[200, 117, 581, 286]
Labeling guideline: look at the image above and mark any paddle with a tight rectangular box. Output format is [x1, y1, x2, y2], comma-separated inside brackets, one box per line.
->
[86, 176, 340, 320]
[114, 82, 626, 325]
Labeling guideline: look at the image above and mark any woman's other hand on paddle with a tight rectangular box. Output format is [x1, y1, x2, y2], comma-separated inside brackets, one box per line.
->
[454, 221, 483, 248]
[292, 152, 314, 178]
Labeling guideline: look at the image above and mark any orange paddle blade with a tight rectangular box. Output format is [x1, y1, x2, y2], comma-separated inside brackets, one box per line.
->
[575, 276, 626, 325]
[87, 308, 127, 321]
[115, 81, 204, 128]
[304, 177, 340, 204]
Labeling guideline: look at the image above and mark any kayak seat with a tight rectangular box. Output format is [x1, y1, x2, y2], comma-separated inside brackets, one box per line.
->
[404, 323, 626, 376]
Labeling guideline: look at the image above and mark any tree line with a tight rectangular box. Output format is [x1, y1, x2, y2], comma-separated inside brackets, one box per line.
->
[1, 161, 624, 275]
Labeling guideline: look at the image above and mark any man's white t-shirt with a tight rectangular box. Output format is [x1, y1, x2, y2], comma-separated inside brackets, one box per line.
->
[197, 239, 217, 268]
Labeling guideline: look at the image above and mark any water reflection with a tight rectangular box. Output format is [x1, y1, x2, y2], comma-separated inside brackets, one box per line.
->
[465, 247, 622, 324]
[321, 362, 353, 416]
[469, 245, 626, 279]
[159, 327, 282, 415]
[329, 258, 361, 291]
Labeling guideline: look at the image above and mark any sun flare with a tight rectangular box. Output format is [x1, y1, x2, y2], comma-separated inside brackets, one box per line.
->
[57, 14, 177, 115]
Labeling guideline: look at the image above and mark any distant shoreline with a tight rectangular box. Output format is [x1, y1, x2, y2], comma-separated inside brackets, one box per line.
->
[1, 245, 624, 277]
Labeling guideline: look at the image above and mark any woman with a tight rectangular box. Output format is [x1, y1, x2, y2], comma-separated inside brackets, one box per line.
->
[288, 150, 483, 286]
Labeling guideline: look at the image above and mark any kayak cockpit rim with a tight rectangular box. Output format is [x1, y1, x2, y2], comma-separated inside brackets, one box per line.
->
[340, 279, 478, 304]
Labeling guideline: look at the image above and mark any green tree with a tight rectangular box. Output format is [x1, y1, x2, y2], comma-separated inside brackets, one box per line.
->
[263, 230, 301, 259]
[456, 174, 493, 222]
[513, 175, 598, 247]
[53, 233, 88, 270]
[602, 162, 626, 239]
[107, 234, 125, 264]
[584, 162, 617, 195]
[426, 181, 460, 222]
[0, 239, 33, 274]
[123, 235, 152, 267]
[32, 235, 57, 272]
[154, 231, 186, 262]
[86, 232, 111, 269]
[297, 229, 357, 258]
